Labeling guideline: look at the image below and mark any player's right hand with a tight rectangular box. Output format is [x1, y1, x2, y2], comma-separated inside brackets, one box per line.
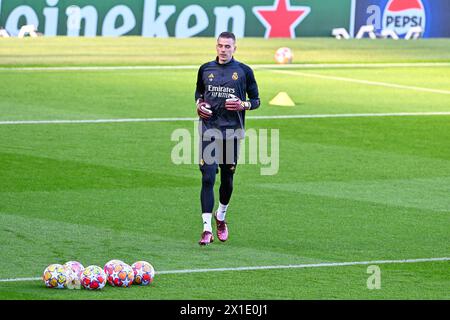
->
[196, 98, 213, 120]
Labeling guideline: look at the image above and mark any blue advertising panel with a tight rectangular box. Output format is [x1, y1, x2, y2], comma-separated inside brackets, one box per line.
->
[353, 0, 450, 38]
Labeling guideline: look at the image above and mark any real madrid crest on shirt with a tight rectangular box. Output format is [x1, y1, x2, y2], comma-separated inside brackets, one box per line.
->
[208, 73, 214, 81]
[232, 72, 238, 80]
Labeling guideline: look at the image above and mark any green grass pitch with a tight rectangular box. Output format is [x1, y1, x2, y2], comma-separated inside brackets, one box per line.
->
[0, 37, 449, 300]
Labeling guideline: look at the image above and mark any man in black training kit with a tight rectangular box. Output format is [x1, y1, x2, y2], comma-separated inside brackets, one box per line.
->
[195, 31, 260, 245]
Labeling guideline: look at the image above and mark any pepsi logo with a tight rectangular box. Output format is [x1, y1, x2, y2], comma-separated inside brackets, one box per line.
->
[383, 0, 426, 35]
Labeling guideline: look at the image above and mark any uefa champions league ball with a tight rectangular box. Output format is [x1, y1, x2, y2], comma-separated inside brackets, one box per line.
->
[132, 261, 155, 286]
[42, 264, 67, 289]
[104, 260, 134, 287]
[63, 261, 84, 290]
[103, 259, 124, 285]
[63, 261, 84, 278]
[103, 259, 125, 278]
[63, 266, 81, 290]
[80, 265, 106, 290]
[104, 259, 125, 271]
[274, 47, 293, 64]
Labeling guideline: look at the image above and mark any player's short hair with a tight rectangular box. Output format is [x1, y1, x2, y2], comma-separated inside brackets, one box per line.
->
[217, 32, 236, 42]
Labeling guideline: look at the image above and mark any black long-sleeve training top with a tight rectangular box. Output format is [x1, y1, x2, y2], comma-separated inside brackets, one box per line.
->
[195, 57, 260, 136]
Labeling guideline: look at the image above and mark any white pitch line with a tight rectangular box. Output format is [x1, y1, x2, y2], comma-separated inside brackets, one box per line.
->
[0, 277, 41, 283]
[0, 65, 198, 72]
[0, 117, 199, 125]
[246, 112, 450, 120]
[157, 257, 450, 275]
[0, 62, 449, 72]
[1, 257, 448, 282]
[254, 62, 450, 69]
[271, 69, 450, 95]
[1, 112, 450, 126]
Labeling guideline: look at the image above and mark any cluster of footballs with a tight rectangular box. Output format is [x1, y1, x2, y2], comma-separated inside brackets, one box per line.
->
[42, 259, 155, 290]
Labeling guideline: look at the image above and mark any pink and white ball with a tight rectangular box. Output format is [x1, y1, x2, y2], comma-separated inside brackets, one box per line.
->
[132, 261, 155, 286]
[80, 265, 106, 290]
[63, 261, 84, 278]
[274, 47, 293, 64]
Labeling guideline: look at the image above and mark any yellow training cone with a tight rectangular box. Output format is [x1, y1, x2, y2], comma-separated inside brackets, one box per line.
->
[269, 92, 295, 107]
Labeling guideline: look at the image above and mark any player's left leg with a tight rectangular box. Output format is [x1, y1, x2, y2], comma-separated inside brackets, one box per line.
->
[218, 163, 235, 216]
[214, 164, 234, 242]
[215, 138, 240, 242]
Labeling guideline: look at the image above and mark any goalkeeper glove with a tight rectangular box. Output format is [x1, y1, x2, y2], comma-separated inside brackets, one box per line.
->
[225, 94, 251, 111]
[196, 98, 213, 120]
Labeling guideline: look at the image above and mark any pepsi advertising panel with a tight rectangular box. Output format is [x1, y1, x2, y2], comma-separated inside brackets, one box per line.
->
[353, 0, 450, 38]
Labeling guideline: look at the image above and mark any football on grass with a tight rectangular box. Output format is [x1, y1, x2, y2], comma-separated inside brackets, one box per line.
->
[80, 265, 106, 290]
[132, 261, 155, 286]
[104, 260, 135, 287]
[42, 264, 67, 289]
[274, 47, 293, 64]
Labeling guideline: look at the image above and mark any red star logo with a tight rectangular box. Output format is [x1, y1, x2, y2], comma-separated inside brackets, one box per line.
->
[253, 0, 311, 38]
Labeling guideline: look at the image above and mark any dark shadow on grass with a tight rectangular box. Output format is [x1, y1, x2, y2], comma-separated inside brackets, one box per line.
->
[0, 152, 196, 192]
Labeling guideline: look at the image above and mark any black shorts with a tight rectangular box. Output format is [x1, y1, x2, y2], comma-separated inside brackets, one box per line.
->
[199, 136, 241, 171]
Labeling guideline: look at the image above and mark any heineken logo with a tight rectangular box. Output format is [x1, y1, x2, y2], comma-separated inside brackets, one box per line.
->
[0, 0, 312, 38]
